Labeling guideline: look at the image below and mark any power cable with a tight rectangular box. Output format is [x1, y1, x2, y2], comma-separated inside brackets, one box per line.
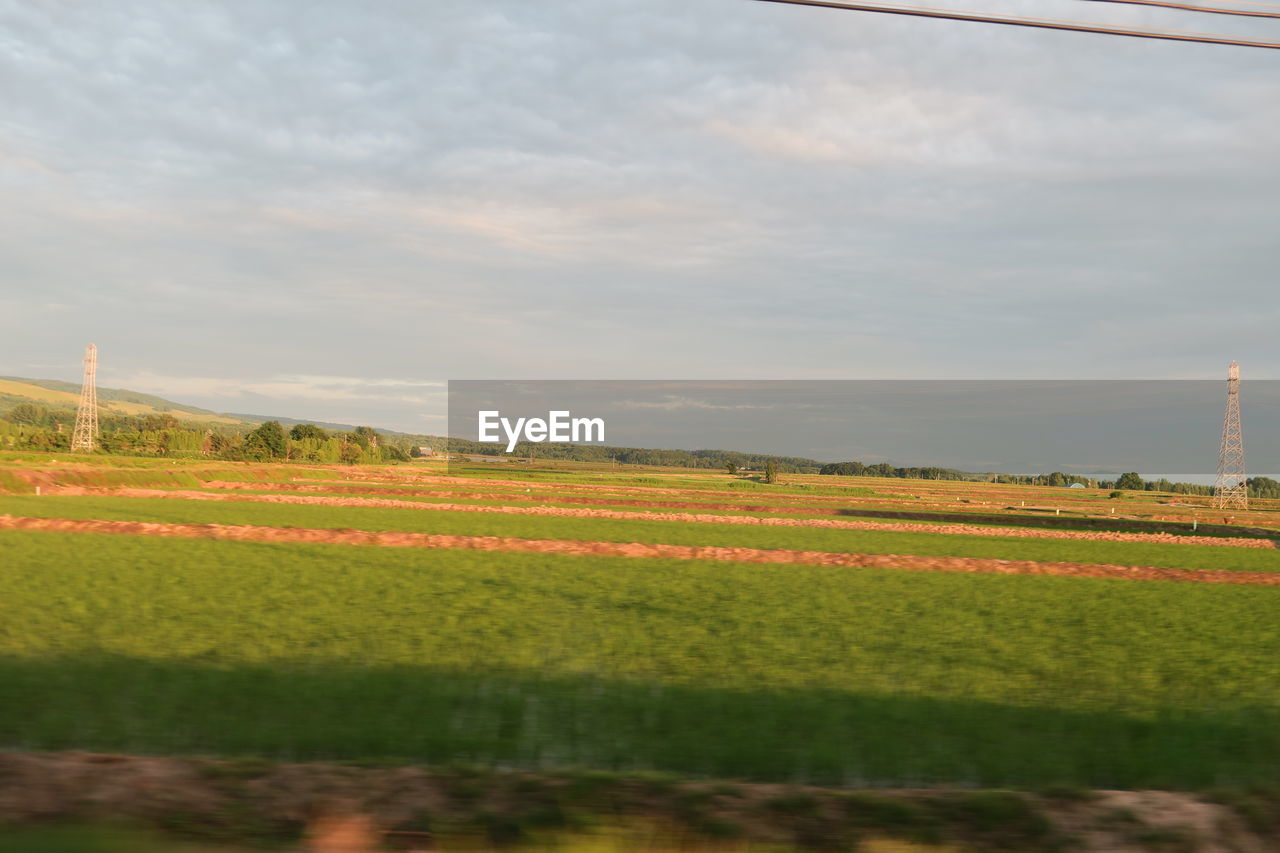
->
[753, 0, 1280, 49]
[1077, 0, 1280, 21]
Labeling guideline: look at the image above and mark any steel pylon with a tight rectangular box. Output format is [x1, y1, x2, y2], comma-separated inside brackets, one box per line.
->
[70, 343, 99, 453]
[1212, 360, 1247, 510]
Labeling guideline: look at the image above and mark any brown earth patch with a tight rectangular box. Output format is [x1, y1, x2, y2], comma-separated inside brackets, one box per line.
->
[2, 513, 1278, 586]
[41, 486, 1280, 550]
[0, 753, 1272, 853]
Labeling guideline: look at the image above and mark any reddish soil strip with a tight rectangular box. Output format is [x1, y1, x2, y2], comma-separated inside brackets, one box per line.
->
[2, 514, 1278, 586]
[44, 486, 1279, 550]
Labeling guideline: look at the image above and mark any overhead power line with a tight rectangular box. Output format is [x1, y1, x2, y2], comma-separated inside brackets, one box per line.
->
[1080, 0, 1280, 20]
[1205, 0, 1280, 10]
[753, 0, 1280, 49]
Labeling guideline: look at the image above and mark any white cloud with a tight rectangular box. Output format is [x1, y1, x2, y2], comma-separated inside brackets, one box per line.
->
[106, 371, 445, 405]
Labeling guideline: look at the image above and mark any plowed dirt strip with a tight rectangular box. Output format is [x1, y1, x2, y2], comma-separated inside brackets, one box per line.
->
[3, 514, 1278, 586]
[44, 487, 1279, 550]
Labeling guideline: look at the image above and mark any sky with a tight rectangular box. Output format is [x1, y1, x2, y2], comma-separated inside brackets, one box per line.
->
[1, 0, 1277, 434]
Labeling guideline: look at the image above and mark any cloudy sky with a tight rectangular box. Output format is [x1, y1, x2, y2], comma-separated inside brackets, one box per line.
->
[1, 0, 1277, 433]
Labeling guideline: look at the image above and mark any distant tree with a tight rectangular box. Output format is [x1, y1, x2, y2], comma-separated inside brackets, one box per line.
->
[214, 437, 250, 461]
[348, 426, 379, 450]
[1046, 471, 1066, 487]
[243, 421, 286, 460]
[1109, 490, 1125, 499]
[1248, 476, 1280, 499]
[162, 428, 204, 457]
[1116, 472, 1144, 491]
[7, 403, 46, 426]
[820, 461, 868, 477]
[208, 432, 238, 454]
[725, 462, 738, 475]
[290, 423, 328, 441]
[339, 441, 363, 465]
[380, 444, 410, 463]
[141, 414, 180, 431]
[764, 460, 779, 485]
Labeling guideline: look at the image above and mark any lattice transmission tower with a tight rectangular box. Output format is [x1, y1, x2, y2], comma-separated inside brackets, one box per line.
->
[1212, 360, 1247, 510]
[70, 343, 99, 453]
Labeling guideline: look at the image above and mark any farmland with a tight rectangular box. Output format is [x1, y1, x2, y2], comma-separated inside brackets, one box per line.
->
[1, 451, 1278, 792]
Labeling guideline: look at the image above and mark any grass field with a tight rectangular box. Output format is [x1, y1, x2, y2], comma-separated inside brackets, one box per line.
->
[1, 494, 1276, 573]
[2, 529, 1278, 787]
[1, 453, 1277, 792]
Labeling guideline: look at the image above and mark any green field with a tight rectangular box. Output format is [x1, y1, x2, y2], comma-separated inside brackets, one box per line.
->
[2, 530, 1278, 788]
[1, 494, 1276, 573]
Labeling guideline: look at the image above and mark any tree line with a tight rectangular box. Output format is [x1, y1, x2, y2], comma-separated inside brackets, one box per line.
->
[7, 400, 1278, 498]
[0, 404, 413, 464]
[441, 437, 825, 472]
[820, 460, 1280, 499]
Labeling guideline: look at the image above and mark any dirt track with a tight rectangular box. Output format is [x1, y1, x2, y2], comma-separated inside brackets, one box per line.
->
[47, 486, 1280, 550]
[3, 513, 1277, 586]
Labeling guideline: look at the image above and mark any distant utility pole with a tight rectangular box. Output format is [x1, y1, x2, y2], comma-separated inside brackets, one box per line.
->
[1212, 360, 1247, 510]
[69, 343, 99, 453]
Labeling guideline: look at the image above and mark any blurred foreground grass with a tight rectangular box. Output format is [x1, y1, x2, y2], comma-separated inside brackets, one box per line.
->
[2, 530, 1278, 787]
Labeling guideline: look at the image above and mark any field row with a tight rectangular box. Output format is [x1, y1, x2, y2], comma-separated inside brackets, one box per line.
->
[3, 456, 1278, 791]
[3, 529, 1279, 787]
[7, 458, 1280, 529]
[7, 514, 1278, 587]
[2, 493, 1277, 573]
[87, 479, 1280, 542]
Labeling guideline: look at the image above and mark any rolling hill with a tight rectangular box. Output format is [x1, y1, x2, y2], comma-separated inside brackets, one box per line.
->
[0, 377, 392, 433]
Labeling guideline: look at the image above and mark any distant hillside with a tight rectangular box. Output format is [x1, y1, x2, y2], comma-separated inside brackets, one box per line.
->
[0, 377, 390, 434]
[224, 412, 405, 434]
[0, 377, 246, 426]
